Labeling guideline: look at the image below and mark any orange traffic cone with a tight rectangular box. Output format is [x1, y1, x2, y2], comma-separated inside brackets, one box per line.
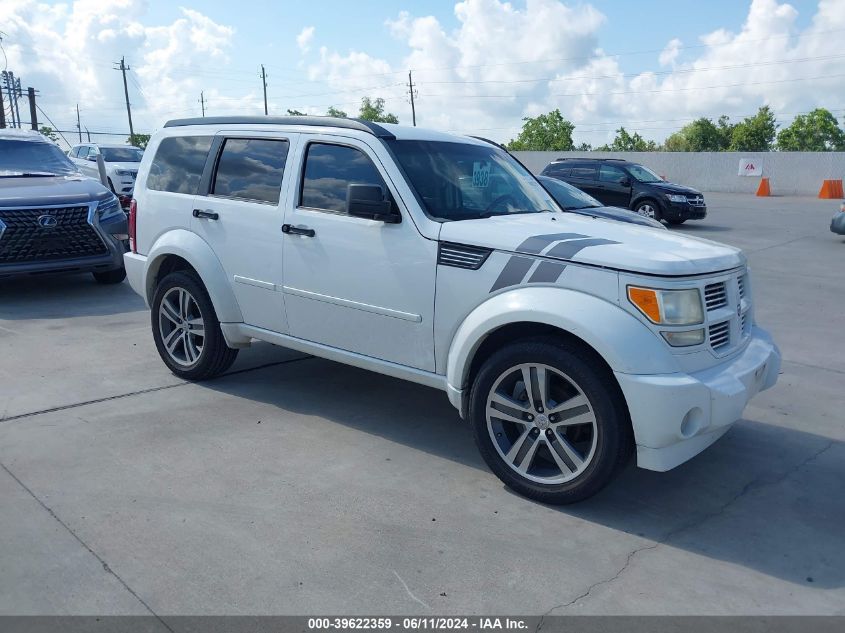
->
[756, 178, 771, 197]
[819, 179, 844, 199]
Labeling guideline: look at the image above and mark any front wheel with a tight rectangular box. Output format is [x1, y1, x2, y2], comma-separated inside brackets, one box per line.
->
[151, 271, 238, 380]
[634, 200, 661, 221]
[469, 338, 632, 504]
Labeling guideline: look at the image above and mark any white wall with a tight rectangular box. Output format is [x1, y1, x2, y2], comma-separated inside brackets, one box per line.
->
[512, 151, 845, 196]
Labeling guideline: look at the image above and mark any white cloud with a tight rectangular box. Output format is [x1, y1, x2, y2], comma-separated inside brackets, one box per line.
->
[659, 38, 682, 67]
[297, 26, 315, 53]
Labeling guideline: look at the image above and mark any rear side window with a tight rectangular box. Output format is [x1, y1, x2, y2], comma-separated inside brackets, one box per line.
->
[569, 165, 596, 179]
[544, 165, 571, 177]
[300, 143, 388, 214]
[212, 138, 290, 204]
[147, 136, 213, 194]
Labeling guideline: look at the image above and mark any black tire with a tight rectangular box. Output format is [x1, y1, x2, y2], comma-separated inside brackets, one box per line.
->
[151, 270, 238, 380]
[666, 217, 687, 226]
[633, 199, 662, 222]
[469, 337, 632, 505]
[92, 267, 126, 284]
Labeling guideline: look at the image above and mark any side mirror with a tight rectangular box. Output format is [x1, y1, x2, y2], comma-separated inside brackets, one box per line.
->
[346, 184, 400, 223]
[619, 176, 631, 187]
[87, 155, 98, 162]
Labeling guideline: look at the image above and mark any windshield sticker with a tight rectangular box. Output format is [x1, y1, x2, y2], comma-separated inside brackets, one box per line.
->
[472, 161, 491, 188]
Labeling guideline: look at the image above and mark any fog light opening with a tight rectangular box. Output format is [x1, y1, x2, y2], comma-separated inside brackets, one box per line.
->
[680, 407, 705, 438]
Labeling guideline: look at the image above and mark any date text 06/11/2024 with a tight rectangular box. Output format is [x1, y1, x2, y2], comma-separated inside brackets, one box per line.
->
[307, 617, 529, 630]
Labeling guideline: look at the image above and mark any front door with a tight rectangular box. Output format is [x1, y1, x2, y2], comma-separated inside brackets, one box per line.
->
[192, 132, 299, 334]
[281, 136, 436, 372]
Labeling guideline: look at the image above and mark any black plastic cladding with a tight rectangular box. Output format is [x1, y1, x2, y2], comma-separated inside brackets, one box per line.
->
[163, 116, 397, 140]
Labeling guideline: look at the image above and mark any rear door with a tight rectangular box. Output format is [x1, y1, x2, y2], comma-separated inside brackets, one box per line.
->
[597, 164, 632, 207]
[567, 163, 601, 200]
[192, 132, 298, 334]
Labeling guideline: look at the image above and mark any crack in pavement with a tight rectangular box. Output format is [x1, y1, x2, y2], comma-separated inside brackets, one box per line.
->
[535, 440, 835, 630]
[0, 355, 313, 424]
[0, 461, 173, 630]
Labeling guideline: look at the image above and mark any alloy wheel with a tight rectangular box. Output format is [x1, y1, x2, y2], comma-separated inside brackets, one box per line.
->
[158, 287, 205, 366]
[636, 203, 657, 219]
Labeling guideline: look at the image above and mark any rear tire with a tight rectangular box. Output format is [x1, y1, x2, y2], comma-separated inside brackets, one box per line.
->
[469, 337, 632, 505]
[92, 267, 126, 284]
[151, 270, 238, 380]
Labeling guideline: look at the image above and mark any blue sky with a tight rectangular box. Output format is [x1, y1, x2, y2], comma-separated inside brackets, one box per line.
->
[3, 0, 842, 146]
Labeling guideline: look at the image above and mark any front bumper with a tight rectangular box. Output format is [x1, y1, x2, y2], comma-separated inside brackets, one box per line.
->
[615, 326, 781, 472]
[665, 200, 707, 220]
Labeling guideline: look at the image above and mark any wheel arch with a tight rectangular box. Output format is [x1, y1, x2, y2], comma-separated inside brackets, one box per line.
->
[144, 229, 243, 323]
[631, 193, 663, 213]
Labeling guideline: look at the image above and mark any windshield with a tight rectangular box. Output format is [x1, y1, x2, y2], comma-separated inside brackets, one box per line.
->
[627, 164, 663, 183]
[100, 147, 144, 162]
[387, 140, 559, 221]
[538, 176, 602, 210]
[0, 140, 79, 176]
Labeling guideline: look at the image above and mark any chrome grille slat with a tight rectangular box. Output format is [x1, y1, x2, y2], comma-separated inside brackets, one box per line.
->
[704, 282, 728, 310]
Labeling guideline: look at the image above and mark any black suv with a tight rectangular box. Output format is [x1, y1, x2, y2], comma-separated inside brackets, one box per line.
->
[0, 129, 128, 283]
[541, 158, 706, 225]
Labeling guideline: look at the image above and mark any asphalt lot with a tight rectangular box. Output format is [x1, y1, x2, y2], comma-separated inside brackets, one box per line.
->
[1, 192, 843, 617]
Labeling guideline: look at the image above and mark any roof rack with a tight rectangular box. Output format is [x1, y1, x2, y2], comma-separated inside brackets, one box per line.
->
[163, 115, 396, 139]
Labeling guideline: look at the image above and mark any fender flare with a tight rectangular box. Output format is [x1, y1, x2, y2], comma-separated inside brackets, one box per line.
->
[446, 286, 680, 394]
[630, 192, 663, 212]
[143, 229, 244, 323]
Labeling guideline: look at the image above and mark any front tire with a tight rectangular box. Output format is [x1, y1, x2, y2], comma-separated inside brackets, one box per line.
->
[92, 267, 126, 284]
[151, 271, 238, 380]
[469, 338, 631, 504]
[634, 199, 661, 221]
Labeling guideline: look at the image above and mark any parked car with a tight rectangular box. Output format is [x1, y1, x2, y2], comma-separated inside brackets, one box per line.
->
[125, 116, 780, 504]
[68, 143, 143, 196]
[537, 175, 665, 229]
[830, 200, 845, 235]
[0, 129, 128, 283]
[541, 158, 707, 225]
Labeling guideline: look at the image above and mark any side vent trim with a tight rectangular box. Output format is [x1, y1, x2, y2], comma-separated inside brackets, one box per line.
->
[437, 242, 492, 270]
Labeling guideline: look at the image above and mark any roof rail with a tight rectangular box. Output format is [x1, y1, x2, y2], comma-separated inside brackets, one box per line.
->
[162, 115, 397, 139]
[467, 135, 507, 150]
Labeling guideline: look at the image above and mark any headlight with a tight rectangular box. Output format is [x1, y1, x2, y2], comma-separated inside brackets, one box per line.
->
[116, 170, 136, 177]
[666, 194, 688, 203]
[97, 196, 124, 221]
[627, 286, 704, 325]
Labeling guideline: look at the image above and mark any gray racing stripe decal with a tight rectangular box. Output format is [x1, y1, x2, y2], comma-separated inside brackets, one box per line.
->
[490, 256, 535, 292]
[546, 238, 618, 260]
[527, 261, 566, 284]
[515, 233, 588, 255]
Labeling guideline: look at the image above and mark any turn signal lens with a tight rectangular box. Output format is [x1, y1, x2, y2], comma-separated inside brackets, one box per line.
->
[628, 287, 661, 322]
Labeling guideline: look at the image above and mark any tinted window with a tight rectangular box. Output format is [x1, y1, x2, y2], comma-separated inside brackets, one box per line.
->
[538, 176, 602, 210]
[599, 165, 626, 183]
[0, 140, 79, 176]
[569, 165, 596, 179]
[300, 143, 387, 213]
[101, 147, 144, 162]
[211, 138, 289, 204]
[147, 136, 213, 194]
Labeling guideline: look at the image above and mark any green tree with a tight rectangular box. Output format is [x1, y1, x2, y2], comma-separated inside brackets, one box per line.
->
[326, 106, 347, 118]
[662, 131, 690, 152]
[575, 141, 592, 151]
[39, 126, 59, 143]
[128, 133, 151, 149]
[729, 106, 777, 151]
[507, 109, 575, 151]
[777, 108, 845, 151]
[607, 127, 658, 151]
[286, 109, 306, 116]
[357, 97, 399, 124]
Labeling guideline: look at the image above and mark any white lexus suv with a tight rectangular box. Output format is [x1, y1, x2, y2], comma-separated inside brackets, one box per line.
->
[124, 116, 780, 504]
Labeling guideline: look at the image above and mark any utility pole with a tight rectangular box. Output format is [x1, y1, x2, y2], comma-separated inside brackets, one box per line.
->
[27, 87, 37, 130]
[76, 104, 82, 142]
[85, 127, 91, 142]
[260, 65, 268, 115]
[2, 72, 17, 127]
[0, 77, 5, 128]
[199, 91, 206, 117]
[408, 70, 417, 127]
[115, 56, 134, 138]
[12, 77, 22, 129]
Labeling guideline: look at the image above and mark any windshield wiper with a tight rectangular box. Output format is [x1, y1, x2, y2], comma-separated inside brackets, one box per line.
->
[0, 171, 58, 178]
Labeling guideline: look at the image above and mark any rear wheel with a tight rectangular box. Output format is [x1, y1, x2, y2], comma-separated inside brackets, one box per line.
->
[92, 267, 126, 284]
[151, 271, 238, 380]
[634, 200, 661, 221]
[469, 338, 631, 504]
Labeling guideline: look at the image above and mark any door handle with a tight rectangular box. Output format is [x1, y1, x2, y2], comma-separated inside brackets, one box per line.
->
[193, 209, 219, 220]
[282, 224, 316, 237]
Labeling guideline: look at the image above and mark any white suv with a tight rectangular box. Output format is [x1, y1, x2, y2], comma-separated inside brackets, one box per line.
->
[69, 143, 144, 195]
[125, 116, 780, 504]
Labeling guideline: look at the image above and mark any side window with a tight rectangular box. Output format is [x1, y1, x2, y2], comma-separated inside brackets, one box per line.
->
[69, 147, 79, 158]
[569, 165, 596, 179]
[548, 166, 571, 177]
[599, 165, 626, 183]
[211, 138, 289, 204]
[147, 136, 213, 194]
[300, 143, 388, 214]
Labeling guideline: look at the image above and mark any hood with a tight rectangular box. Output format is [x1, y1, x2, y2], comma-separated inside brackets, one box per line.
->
[644, 181, 701, 195]
[107, 162, 140, 172]
[571, 205, 665, 229]
[0, 175, 114, 208]
[439, 212, 744, 276]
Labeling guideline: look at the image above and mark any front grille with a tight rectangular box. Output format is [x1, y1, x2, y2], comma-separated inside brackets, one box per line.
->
[740, 312, 748, 334]
[438, 242, 492, 270]
[686, 195, 705, 206]
[709, 321, 731, 349]
[0, 206, 107, 264]
[704, 282, 728, 310]
[738, 275, 746, 298]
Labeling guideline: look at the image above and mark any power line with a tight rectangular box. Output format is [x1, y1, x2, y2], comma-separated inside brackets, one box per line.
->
[34, 104, 71, 147]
